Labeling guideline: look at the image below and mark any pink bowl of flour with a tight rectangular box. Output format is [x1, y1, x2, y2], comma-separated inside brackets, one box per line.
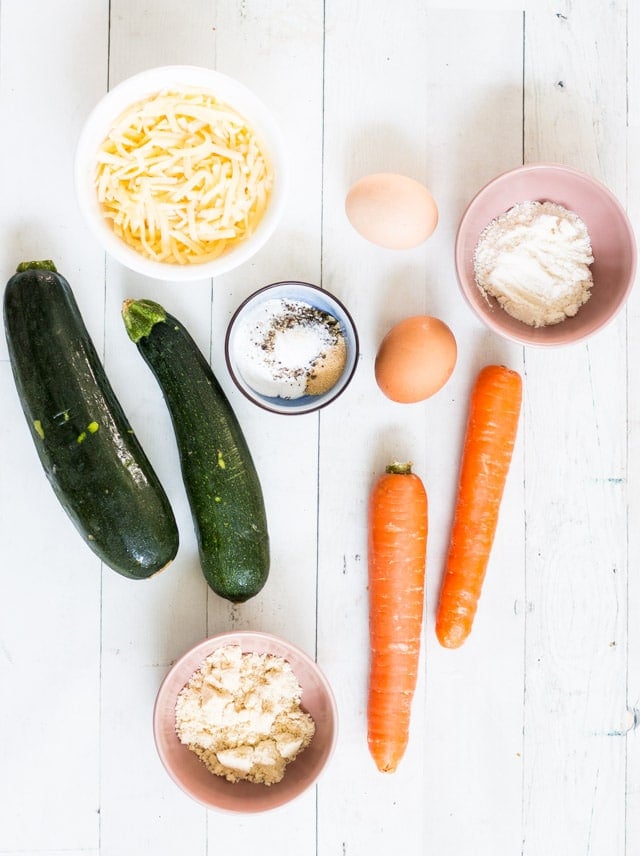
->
[455, 163, 637, 347]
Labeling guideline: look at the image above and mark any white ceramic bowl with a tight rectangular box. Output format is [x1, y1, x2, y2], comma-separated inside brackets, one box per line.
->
[74, 65, 288, 281]
[153, 631, 338, 813]
[455, 163, 637, 346]
[225, 281, 360, 415]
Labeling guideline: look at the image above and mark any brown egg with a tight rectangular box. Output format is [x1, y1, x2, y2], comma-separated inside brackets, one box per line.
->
[375, 316, 457, 403]
[345, 173, 438, 250]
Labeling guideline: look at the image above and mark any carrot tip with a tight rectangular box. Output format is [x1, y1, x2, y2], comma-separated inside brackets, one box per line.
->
[369, 750, 401, 773]
[436, 622, 469, 649]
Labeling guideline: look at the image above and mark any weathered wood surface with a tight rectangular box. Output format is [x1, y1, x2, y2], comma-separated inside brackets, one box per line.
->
[0, 2, 636, 854]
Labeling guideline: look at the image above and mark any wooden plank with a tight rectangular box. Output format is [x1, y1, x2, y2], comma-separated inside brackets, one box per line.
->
[99, 1, 325, 854]
[0, 365, 101, 850]
[625, 0, 640, 851]
[522, 3, 629, 854]
[425, 0, 541, 8]
[0, 852, 99, 856]
[99, 3, 216, 855]
[319, 5, 525, 854]
[0, 0, 108, 850]
[204, 0, 325, 651]
[414, 9, 526, 855]
[199, 2, 325, 852]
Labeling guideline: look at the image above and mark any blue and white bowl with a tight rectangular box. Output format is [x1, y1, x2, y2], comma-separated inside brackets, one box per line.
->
[225, 281, 359, 415]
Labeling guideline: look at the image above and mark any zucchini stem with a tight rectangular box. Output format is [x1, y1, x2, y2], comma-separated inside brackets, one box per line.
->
[17, 260, 57, 273]
[122, 299, 167, 343]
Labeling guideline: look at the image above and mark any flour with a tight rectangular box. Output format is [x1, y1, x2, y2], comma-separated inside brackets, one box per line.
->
[175, 645, 315, 785]
[473, 200, 594, 327]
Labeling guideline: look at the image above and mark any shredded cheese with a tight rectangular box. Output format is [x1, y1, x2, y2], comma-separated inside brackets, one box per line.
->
[95, 88, 273, 265]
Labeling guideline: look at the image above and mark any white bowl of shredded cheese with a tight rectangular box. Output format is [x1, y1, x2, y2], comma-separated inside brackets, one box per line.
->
[75, 66, 287, 281]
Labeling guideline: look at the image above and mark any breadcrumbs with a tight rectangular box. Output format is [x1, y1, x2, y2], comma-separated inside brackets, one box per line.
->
[175, 644, 315, 785]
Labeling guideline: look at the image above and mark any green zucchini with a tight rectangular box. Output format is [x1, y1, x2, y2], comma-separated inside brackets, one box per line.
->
[122, 298, 270, 603]
[3, 261, 179, 579]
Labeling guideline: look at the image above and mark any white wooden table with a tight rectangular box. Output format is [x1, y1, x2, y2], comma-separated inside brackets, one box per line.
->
[1, 2, 638, 854]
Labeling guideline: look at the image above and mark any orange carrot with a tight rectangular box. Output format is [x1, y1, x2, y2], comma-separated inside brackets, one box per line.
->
[436, 364, 522, 649]
[367, 461, 428, 773]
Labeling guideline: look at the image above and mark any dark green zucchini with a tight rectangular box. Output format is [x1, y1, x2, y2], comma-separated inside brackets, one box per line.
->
[122, 298, 270, 603]
[3, 261, 179, 578]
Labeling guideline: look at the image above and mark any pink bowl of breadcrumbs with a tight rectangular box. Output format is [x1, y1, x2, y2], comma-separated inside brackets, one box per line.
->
[153, 631, 338, 813]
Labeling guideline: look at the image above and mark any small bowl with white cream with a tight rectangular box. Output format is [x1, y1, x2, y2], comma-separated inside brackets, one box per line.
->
[75, 65, 287, 281]
[455, 163, 637, 346]
[225, 281, 359, 414]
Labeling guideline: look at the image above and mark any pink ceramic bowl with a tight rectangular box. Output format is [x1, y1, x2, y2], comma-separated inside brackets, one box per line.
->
[153, 631, 338, 813]
[455, 163, 637, 346]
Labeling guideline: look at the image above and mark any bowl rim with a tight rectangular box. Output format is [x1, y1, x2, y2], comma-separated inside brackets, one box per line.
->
[454, 161, 638, 347]
[74, 64, 288, 282]
[152, 629, 339, 814]
[224, 280, 360, 414]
